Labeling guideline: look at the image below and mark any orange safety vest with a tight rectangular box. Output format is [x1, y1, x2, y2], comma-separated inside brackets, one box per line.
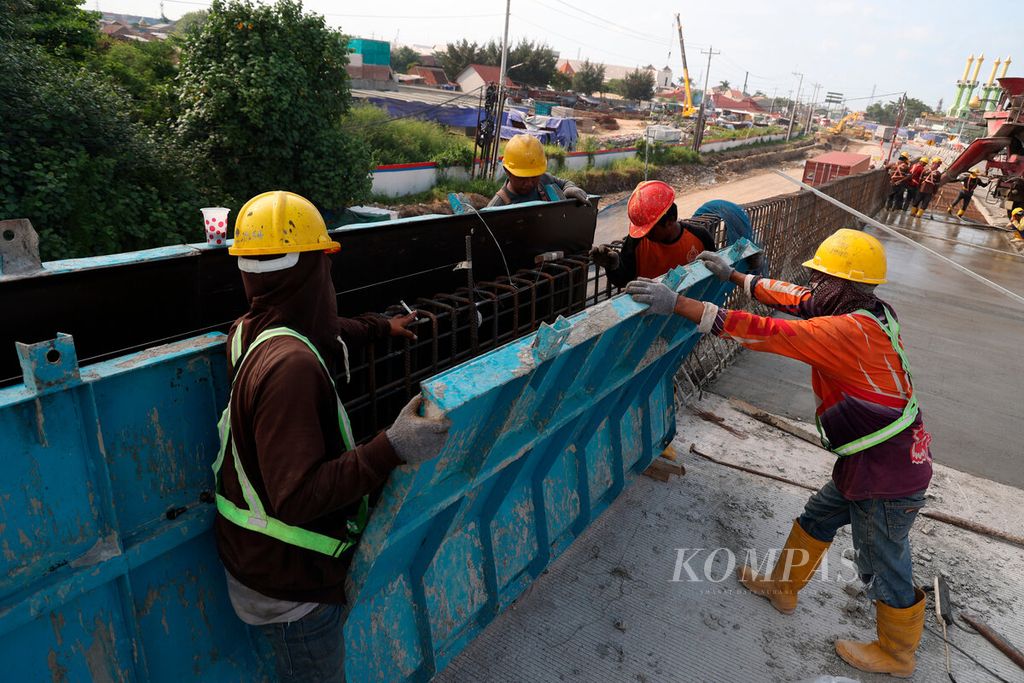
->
[635, 230, 705, 279]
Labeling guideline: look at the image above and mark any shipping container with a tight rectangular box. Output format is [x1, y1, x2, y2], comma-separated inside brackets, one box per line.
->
[802, 151, 872, 186]
[349, 38, 390, 66]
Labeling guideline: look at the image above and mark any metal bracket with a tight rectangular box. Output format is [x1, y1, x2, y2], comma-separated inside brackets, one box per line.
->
[662, 265, 687, 291]
[15, 333, 82, 395]
[534, 251, 564, 265]
[447, 192, 469, 215]
[531, 316, 572, 361]
[543, 184, 566, 202]
[0, 219, 43, 276]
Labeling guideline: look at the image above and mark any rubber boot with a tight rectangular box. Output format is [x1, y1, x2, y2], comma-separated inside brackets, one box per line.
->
[737, 519, 830, 614]
[957, 209, 965, 218]
[946, 204, 954, 214]
[835, 588, 926, 678]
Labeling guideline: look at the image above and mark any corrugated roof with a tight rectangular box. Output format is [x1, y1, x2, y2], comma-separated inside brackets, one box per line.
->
[711, 93, 764, 113]
[412, 66, 451, 87]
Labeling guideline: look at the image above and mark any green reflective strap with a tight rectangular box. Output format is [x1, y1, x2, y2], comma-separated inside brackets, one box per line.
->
[215, 493, 356, 558]
[212, 325, 365, 557]
[817, 308, 920, 457]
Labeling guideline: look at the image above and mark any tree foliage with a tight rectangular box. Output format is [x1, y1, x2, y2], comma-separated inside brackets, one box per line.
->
[549, 69, 571, 91]
[622, 69, 655, 102]
[434, 39, 484, 81]
[175, 0, 371, 209]
[0, 42, 206, 260]
[390, 45, 419, 73]
[718, 79, 730, 89]
[342, 104, 473, 167]
[6, 0, 100, 60]
[433, 38, 556, 86]
[172, 10, 208, 36]
[572, 60, 605, 96]
[89, 37, 178, 125]
[865, 97, 932, 126]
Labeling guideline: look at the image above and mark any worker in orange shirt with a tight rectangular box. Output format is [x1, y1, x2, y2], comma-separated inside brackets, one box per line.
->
[589, 180, 716, 288]
[625, 229, 932, 678]
[884, 152, 911, 211]
[902, 155, 928, 212]
[910, 158, 942, 217]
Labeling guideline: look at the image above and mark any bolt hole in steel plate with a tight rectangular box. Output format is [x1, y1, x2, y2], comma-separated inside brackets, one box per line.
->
[45, 348, 61, 364]
[2, 229, 14, 241]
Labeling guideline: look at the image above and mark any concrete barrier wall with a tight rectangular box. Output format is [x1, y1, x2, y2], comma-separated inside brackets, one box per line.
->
[370, 134, 788, 197]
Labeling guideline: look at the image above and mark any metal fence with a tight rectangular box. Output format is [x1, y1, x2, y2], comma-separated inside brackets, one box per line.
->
[340, 168, 890, 443]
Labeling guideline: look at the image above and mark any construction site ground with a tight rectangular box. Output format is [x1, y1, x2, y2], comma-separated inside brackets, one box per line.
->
[440, 393, 1024, 682]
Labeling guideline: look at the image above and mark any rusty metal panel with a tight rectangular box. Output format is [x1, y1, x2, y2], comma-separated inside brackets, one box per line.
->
[343, 239, 761, 681]
[0, 333, 270, 682]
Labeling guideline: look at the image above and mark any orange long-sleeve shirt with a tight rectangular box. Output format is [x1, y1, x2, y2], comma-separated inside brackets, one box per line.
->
[710, 276, 932, 499]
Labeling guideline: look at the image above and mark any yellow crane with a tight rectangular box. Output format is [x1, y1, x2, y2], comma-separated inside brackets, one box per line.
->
[830, 111, 864, 134]
[675, 14, 697, 118]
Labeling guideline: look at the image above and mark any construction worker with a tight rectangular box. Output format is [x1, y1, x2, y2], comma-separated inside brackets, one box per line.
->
[488, 134, 590, 207]
[624, 228, 932, 678]
[214, 191, 450, 683]
[884, 152, 911, 211]
[910, 158, 942, 217]
[1009, 207, 1024, 240]
[903, 155, 928, 212]
[589, 180, 715, 288]
[945, 170, 988, 218]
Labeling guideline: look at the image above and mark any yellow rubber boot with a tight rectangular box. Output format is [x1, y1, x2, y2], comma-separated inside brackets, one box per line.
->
[946, 205, 954, 214]
[737, 519, 830, 614]
[835, 587, 926, 678]
[957, 209, 965, 218]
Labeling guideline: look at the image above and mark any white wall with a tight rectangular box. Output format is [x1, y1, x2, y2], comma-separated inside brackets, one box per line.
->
[370, 134, 789, 198]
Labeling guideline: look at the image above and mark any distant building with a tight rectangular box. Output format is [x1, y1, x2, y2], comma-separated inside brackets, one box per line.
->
[556, 59, 668, 85]
[411, 66, 451, 88]
[98, 13, 175, 41]
[455, 64, 517, 93]
[710, 92, 765, 120]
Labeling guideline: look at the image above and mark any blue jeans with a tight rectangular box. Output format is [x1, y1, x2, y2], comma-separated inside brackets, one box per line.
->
[257, 603, 346, 683]
[798, 480, 925, 609]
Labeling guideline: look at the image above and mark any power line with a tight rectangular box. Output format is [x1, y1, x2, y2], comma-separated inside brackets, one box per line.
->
[523, 0, 670, 46]
[511, 14, 661, 67]
[545, 0, 671, 44]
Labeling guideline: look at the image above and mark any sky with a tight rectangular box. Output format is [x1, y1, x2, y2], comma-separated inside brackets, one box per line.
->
[94, 0, 1023, 109]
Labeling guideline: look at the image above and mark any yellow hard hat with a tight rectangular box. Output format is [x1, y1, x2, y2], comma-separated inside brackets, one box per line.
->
[1013, 207, 1023, 216]
[229, 191, 340, 257]
[802, 228, 887, 285]
[502, 134, 548, 177]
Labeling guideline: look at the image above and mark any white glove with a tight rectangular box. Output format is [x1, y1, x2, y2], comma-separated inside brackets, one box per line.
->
[590, 244, 621, 270]
[385, 396, 451, 465]
[624, 277, 678, 316]
[564, 186, 591, 206]
[696, 251, 733, 281]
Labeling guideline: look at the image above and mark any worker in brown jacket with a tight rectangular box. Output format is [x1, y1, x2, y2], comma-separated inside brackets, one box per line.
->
[884, 152, 911, 211]
[214, 191, 450, 683]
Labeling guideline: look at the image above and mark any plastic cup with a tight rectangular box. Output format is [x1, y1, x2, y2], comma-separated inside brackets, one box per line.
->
[201, 207, 231, 246]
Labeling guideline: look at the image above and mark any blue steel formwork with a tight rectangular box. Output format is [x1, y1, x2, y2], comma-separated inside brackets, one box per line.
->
[343, 239, 760, 681]
[0, 240, 758, 681]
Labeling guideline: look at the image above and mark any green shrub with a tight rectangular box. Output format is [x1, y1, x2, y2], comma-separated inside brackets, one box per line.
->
[635, 138, 701, 165]
[370, 177, 501, 205]
[343, 103, 475, 168]
[543, 144, 566, 171]
[175, 0, 371, 211]
[0, 42, 208, 260]
[578, 135, 599, 168]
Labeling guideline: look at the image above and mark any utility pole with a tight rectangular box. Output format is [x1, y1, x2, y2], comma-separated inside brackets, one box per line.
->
[492, 0, 512, 179]
[767, 86, 778, 115]
[742, 71, 748, 95]
[805, 82, 821, 132]
[867, 83, 876, 108]
[693, 46, 720, 151]
[787, 71, 804, 141]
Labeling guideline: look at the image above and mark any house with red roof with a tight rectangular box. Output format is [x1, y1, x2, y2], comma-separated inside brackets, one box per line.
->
[455, 64, 518, 93]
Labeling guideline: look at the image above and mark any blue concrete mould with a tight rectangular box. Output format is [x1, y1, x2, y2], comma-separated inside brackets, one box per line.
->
[0, 239, 757, 681]
[0, 332, 270, 682]
[343, 239, 760, 681]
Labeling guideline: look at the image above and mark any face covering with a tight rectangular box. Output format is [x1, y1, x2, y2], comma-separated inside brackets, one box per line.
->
[809, 272, 882, 317]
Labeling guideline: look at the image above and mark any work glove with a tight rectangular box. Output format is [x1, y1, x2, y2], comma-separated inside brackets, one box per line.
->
[386, 395, 451, 465]
[590, 244, 621, 270]
[564, 186, 592, 207]
[696, 251, 733, 281]
[624, 277, 678, 316]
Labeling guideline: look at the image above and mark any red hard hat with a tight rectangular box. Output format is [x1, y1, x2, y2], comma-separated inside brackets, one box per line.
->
[628, 180, 676, 238]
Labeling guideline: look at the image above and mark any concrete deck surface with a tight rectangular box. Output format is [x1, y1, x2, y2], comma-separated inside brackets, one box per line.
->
[440, 394, 1024, 683]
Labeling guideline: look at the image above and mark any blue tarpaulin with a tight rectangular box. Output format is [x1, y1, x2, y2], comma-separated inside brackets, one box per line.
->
[365, 96, 495, 129]
[505, 110, 579, 149]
